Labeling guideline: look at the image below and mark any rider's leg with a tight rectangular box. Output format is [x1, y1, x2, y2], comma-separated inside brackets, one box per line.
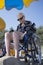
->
[5, 32, 13, 56]
[23, 34, 28, 50]
[23, 34, 29, 62]
[13, 31, 23, 59]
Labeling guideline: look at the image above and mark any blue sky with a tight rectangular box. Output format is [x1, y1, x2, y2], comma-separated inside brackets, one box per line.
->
[0, 0, 43, 30]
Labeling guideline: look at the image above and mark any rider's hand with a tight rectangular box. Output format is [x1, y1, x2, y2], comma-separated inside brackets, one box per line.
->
[21, 31, 27, 38]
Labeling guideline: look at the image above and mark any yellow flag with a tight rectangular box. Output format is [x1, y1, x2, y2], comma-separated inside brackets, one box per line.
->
[0, 0, 4, 9]
[0, 18, 6, 31]
[23, 0, 38, 7]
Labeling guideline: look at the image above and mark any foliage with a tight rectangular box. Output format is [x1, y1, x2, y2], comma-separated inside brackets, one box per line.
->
[36, 26, 43, 44]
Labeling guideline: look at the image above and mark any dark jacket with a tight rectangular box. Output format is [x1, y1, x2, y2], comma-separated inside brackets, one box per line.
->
[17, 21, 36, 34]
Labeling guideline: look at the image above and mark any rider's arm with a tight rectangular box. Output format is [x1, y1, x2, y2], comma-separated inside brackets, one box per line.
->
[24, 21, 32, 32]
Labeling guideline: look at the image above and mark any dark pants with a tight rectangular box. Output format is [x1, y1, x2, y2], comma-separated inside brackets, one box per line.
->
[23, 32, 38, 59]
[23, 32, 33, 49]
[23, 32, 33, 58]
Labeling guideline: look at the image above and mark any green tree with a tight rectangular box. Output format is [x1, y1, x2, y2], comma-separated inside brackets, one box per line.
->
[36, 26, 43, 44]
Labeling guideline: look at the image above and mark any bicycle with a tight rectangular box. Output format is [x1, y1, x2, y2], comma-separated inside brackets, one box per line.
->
[19, 33, 41, 65]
